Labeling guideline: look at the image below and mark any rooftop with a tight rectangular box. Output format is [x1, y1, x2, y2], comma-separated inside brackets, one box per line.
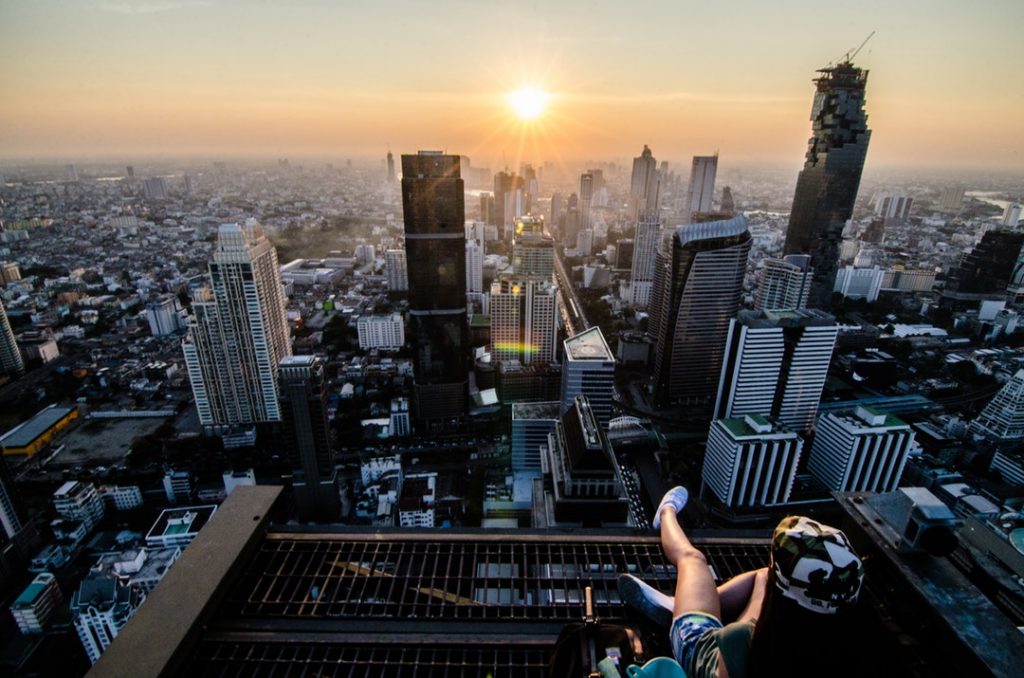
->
[1, 405, 76, 449]
[563, 326, 613, 362]
[511, 401, 561, 420]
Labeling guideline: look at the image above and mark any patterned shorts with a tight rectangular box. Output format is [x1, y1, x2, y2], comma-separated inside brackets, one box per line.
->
[670, 611, 723, 673]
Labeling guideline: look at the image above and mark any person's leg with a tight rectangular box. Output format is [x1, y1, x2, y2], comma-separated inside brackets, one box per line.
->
[716, 568, 767, 623]
[660, 506, 720, 619]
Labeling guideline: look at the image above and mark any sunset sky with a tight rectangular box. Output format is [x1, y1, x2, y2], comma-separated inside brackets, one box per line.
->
[1, 0, 1022, 171]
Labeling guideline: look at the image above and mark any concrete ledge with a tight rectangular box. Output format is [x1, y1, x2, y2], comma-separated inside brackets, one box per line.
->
[89, 485, 282, 678]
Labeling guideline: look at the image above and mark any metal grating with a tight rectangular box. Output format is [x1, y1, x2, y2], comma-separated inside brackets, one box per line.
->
[189, 642, 550, 678]
[220, 534, 769, 621]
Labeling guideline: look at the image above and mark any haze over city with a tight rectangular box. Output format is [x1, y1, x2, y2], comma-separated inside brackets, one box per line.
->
[2, 0, 1023, 171]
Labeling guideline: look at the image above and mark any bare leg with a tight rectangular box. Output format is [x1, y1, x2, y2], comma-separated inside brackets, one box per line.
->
[716, 568, 768, 623]
[660, 507, 721, 619]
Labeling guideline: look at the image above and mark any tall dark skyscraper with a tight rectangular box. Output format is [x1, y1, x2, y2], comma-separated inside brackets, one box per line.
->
[649, 215, 751, 408]
[402, 152, 469, 430]
[278, 356, 340, 521]
[386, 150, 396, 183]
[783, 61, 871, 307]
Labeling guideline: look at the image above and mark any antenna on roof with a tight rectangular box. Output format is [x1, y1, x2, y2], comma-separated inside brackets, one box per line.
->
[839, 31, 875, 64]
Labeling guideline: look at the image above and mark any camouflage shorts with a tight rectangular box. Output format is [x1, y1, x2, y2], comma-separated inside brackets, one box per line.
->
[670, 611, 723, 673]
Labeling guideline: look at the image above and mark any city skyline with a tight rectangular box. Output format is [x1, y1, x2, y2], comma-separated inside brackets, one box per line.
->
[1, 1, 1022, 172]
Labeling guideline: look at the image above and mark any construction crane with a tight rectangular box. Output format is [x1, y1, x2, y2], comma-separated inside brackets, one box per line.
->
[838, 31, 875, 65]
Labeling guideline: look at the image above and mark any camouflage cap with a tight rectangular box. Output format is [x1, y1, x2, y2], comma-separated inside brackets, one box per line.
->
[770, 516, 864, 615]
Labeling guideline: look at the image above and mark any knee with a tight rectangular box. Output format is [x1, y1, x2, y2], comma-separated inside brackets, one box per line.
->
[674, 549, 708, 568]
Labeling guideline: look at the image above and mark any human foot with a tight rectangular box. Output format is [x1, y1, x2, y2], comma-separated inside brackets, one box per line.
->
[652, 486, 689, 529]
[617, 574, 675, 627]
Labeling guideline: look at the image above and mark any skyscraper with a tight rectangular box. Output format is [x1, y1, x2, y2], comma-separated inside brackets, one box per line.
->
[511, 215, 555, 279]
[941, 229, 1024, 307]
[489, 277, 559, 366]
[386, 150, 396, 183]
[703, 415, 804, 509]
[685, 155, 718, 220]
[579, 173, 594, 231]
[649, 215, 751, 407]
[783, 61, 871, 307]
[561, 326, 615, 427]
[465, 238, 484, 294]
[808, 406, 914, 494]
[630, 144, 660, 221]
[278, 356, 340, 521]
[182, 222, 291, 427]
[713, 309, 838, 433]
[0, 298, 24, 377]
[385, 248, 408, 292]
[967, 368, 1024, 445]
[402, 152, 469, 430]
[629, 218, 662, 307]
[755, 254, 813, 312]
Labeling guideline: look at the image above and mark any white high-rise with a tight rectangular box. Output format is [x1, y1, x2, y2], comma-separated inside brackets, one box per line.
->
[466, 239, 484, 293]
[0, 298, 24, 377]
[629, 218, 662, 307]
[72, 571, 144, 664]
[703, 415, 804, 508]
[489, 277, 559, 365]
[755, 255, 812, 312]
[808, 406, 915, 493]
[357, 313, 405, 351]
[182, 222, 291, 427]
[714, 310, 838, 433]
[967, 368, 1024, 444]
[385, 249, 408, 292]
[686, 155, 718, 220]
[561, 326, 615, 427]
[1001, 202, 1022, 227]
[630, 145, 660, 221]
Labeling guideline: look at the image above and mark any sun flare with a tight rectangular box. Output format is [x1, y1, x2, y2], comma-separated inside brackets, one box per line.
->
[507, 87, 550, 121]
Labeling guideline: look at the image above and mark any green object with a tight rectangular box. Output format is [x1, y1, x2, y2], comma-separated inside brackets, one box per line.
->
[627, 657, 687, 677]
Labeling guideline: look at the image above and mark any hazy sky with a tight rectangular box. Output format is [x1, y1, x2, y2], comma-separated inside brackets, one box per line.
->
[1, 0, 1022, 172]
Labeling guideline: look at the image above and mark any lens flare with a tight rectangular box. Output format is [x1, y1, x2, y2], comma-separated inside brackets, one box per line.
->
[507, 87, 550, 120]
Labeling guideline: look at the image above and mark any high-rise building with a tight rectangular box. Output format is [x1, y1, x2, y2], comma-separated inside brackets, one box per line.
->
[833, 265, 883, 302]
[386, 151, 396, 183]
[182, 222, 292, 427]
[278, 356, 340, 522]
[967, 368, 1024, 445]
[561, 327, 615, 427]
[402, 152, 469, 430]
[72, 570, 144, 664]
[511, 401, 561, 472]
[465, 238, 484, 293]
[685, 155, 718, 220]
[629, 218, 662, 307]
[389, 397, 411, 438]
[145, 295, 186, 336]
[0, 456, 25, 546]
[714, 310, 837, 433]
[11, 571, 63, 634]
[873, 191, 913, 224]
[385, 249, 408, 292]
[0, 261, 20, 284]
[489, 277, 559, 366]
[938, 186, 965, 213]
[720, 186, 735, 213]
[356, 313, 405, 351]
[493, 170, 524, 234]
[539, 396, 630, 528]
[0, 298, 24, 377]
[579, 173, 594, 231]
[630, 144, 660, 221]
[511, 215, 554, 279]
[141, 177, 168, 200]
[550, 192, 564, 225]
[756, 255, 813, 312]
[702, 415, 804, 509]
[942, 229, 1024, 307]
[649, 215, 751, 407]
[53, 481, 105, 531]
[1002, 202, 1022, 227]
[783, 61, 871, 307]
[808, 406, 914, 493]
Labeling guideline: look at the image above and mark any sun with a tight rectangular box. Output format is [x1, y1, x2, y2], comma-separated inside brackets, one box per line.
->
[507, 87, 550, 121]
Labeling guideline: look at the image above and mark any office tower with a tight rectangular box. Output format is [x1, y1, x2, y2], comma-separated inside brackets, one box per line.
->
[834, 265, 883, 302]
[575, 229, 594, 256]
[490, 277, 559, 366]
[511, 401, 561, 472]
[142, 177, 168, 200]
[967, 369, 1024, 445]
[579, 173, 594, 230]
[629, 218, 662, 307]
[479, 193, 495, 224]
[942, 230, 1024, 306]
[521, 163, 538, 211]
[512, 215, 554, 279]
[938, 186, 965, 212]
[73, 570, 144, 664]
[720, 186, 735, 213]
[183, 172, 194, 196]
[278, 356, 340, 521]
[615, 239, 634, 271]
[714, 309, 837, 433]
[539, 396, 630, 527]
[493, 170, 523, 233]
[873, 191, 913, 224]
[0, 299, 24, 377]
[145, 295, 186, 336]
[808, 406, 914, 493]
[561, 327, 615, 427]
[402, 152, 469, 430]
[356, 313, 405, 350]
[703, 415, 804, 508]
[1003, 202, 1023, 227]
[0, 261, 21, 284]
[649, 215, 751, 407]
[685, 155, 718, 220]
[550, 192, 564, 226]
[53, 481, 106, 531]
[756, 255, 812, 312]
[630, 144, 660, 221]
[386, 150, 396, 183]
[466, 238, 484, 293]
[182, 222, 292, 427]
[385, 249, 408, 292]
[783, 61, 871, 307]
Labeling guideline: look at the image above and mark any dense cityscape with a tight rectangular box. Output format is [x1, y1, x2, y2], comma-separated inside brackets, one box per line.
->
[1, 2, 1023, 676]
